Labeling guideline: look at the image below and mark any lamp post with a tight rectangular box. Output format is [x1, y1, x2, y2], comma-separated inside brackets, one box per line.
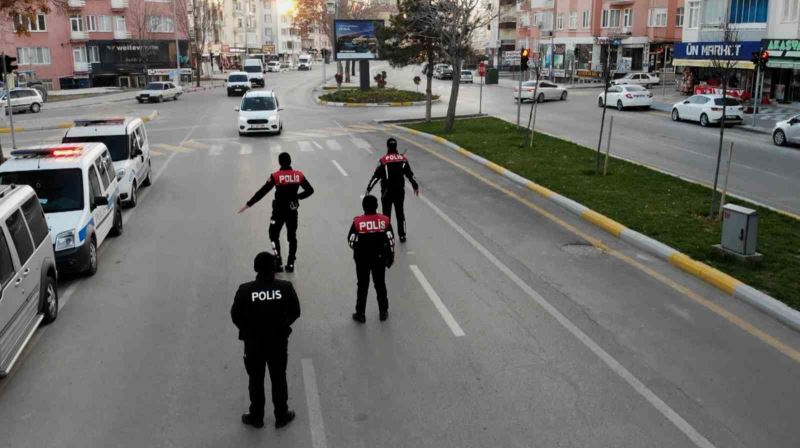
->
[173, 0, 181, 86]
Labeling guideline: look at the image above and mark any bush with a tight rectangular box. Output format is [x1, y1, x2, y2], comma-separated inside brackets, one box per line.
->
[319, 88, 435, 104]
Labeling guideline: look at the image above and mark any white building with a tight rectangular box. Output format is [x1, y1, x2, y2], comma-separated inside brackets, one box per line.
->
[262, 0, 301, 62]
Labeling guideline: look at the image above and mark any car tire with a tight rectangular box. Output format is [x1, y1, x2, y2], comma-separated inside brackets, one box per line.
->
[30, 103, 41, 113]
[560, 91, 567, 101]
[137, 99, 144, 103]
[142, 161, 152, 187]
[277, 124, 283, 135]
[671, 108, 681, 121]
[617, 100, 624, 111]
[127, 181, 137, 208]
[537, 93, 545, 103]
[773, 129, 787, 146]
[40, 274, 58, 325]
[110, 204, 123, 237]
[157, 96, 163, 103]
[700, 113, 710, 127]
[85, 237, 98, 277]
[598, 97, 605, 108]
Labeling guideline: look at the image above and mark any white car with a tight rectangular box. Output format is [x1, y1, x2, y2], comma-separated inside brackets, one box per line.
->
[0, 143, 123, 276]
[513, 80, 567, 103]
[1, 88, 44, 114]
[671, 94, 744, 127]
[236, 90, 282, 136]
[136, 81, 182, 103]
[62, 117, 152, 208]
[226, 71, 251, 96]
[460, 70, 473, 83]
[772, 114, 800, 146]
[266, 61, 282, 72]
[598, 84, 653, 110]
[612, 72, 660, 87]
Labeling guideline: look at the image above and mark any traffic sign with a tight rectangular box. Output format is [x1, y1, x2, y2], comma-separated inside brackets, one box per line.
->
[478, 62, 486, 77]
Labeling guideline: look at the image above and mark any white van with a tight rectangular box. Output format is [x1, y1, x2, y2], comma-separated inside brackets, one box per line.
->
[0, 143, 124, 276]
[243, 59, 265, 87]
[226, 71, 251, 96]
[298, 54, 312, 71]
[0, 184, 58, 377]
[62, 118, 152, 208]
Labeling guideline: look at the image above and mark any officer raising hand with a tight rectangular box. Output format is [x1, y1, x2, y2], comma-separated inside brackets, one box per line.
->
[366, 138, 419, 243]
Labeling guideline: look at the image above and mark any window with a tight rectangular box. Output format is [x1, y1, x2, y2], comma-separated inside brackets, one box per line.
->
[86, 15, 97, 32]
[95, 157, 111, 190]
[99, 15, 112, 31]
[88, 46, 100, 63]
[101, 152, 115, 186]
[557, 13, 563, 29]
[115, 16, 126, 31]
[623, 8, 633, 27]
[649, 8, 667, 27]
[730, 0, 768, 24]
[0, 232, 15, 287]
[17, 47, 51, 65]
[147, 16, 174, 32]
[41, 79, 53, 91]
[687, 1, 700, 28]
[236, 17, 244, 28]
[21, 13, 46, 32]
[70, 15, 84, 32]
[73, 47, 87, 63]
[568, 12, 577, 29]
[785, 0, 800, 21]
[88, 167, 103, 208]
[0, 170, 84, 213]
[601, 9, 620, 28]
[676, 7, 684, 27]
[6, 211, 33, 267]
[21, 197, 48, 248]
[582, 10, 590, 28]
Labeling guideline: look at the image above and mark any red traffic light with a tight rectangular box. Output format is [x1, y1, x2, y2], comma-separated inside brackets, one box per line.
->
[761, 51, 769, 62]
[521, 48, 530, 59]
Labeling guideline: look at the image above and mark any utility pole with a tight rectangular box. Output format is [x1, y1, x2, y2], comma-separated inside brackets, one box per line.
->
[2, 54, 17, 150]
[173, 0, 182, 86]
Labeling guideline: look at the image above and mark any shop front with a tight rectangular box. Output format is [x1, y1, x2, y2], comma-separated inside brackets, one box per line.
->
[87, 40, 190, 88]
[762, 39, 800, 104]
[672, 41, 761, 97]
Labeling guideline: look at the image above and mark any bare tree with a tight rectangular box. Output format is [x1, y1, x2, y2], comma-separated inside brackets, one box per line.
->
[128, 0, 160, 84]
[175, 0, 215, 86]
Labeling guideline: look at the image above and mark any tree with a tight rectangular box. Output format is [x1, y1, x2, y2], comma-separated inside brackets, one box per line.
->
[128, 0, 161, 84]
[3, 0, 67, 34]
[175, 0, 215, 86]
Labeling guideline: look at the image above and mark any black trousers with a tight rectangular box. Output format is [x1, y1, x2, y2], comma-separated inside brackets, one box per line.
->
[381, 189, 406, 237]
[269, 209, 298, 263]
[355, 257, 387, 315]
[243, 338, 289, 421]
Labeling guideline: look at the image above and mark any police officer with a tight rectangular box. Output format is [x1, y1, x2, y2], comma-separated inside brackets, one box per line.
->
[366, 138, 419, 243]
[348, 195, 394, 323]
[231, 252, 301, 429]
[239, 152, 314, 272]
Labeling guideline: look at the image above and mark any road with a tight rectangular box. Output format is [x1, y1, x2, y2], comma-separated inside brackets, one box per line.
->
[0, 66, 799, 448]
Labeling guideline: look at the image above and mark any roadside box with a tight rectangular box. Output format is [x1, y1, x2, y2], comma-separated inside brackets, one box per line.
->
[486, 68, 499, 85]
[721, 204, 759, 256]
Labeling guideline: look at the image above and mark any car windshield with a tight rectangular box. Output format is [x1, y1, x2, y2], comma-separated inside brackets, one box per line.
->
[625, 85, 647, 92]
[462, 71, 471, 75]
[243, 66, 261, 73]
[63, 135, 129, 162]
[714, 98, 741, 106]
[146, 83, 164, 90]
[0, 169, 84, 213]
[229, 75, 248, 82]
[241, 96, 276, 111]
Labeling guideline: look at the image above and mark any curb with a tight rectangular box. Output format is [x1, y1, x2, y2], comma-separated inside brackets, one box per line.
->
[315, 97, 439, 107]
[0, 110, 160, 134]
[389, 124, 800, 333]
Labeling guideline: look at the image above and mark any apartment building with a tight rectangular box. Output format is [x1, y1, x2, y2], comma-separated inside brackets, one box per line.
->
[1, 0, 189, 90]
[220, 0, 263, 65]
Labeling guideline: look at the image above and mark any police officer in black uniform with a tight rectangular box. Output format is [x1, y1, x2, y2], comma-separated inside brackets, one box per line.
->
[239, 152, 314, 272]
[366, 138, 419, 243]
[348, 195, 394, 323]
[231, 252, 301, 429]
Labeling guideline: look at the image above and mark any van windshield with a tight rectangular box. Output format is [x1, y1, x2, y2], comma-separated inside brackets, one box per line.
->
[229, 74, 248, 82]
[0, 169, 84, 213]
[243, 66, 261, 73]
[63, 135, 129, 162]
[241, 96, 276, 111]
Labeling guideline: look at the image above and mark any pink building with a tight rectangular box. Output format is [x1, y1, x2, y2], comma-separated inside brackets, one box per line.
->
[1, 0, 189, 90]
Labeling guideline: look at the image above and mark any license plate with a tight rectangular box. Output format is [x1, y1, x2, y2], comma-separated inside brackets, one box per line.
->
[251, 124, 269, 129]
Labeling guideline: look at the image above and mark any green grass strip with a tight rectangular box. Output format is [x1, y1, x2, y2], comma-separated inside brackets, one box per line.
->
[319, 88, 434, 103]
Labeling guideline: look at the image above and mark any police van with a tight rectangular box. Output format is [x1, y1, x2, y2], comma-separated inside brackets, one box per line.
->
[62, 117, 152, 208]
[0, 143, 124, 276]
[0, 184, 58, 377]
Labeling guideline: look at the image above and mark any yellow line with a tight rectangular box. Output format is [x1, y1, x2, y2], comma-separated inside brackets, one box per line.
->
[582, 210, 627, 237]
[668, 253, 742, 295]
[392, 132, 800, 364]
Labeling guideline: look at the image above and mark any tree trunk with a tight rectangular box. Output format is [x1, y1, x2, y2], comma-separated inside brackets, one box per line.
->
[425, 41, 434, 122]
[710, 72, 729, 217]
[443, 57, 462, 133]
[345, 60, 351, 83]
[337, 61, 343, 75]
[195, 47, 201, 87]
[351, 60, 356, 76]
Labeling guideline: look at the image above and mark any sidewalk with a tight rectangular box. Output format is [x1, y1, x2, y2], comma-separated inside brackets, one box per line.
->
[40, 80, 223, 110]
[497, 77, 604, 89]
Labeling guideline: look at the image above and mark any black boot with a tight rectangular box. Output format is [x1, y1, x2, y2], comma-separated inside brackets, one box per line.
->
[352, 313, 366, 323]
[275, 410, 296, 429]
[285, 259, 295, 273]
[274, 255, 284, 273]
[379, 311, 388, 321]
[241, 413, 264, 428]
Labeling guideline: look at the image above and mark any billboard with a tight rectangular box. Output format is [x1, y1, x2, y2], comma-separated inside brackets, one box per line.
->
[334, 20, 382, 60]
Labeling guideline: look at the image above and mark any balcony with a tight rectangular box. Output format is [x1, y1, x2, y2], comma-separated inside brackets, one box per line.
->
[67, 0, 86, 8]
[70, 30, 88, 40]
[74, 61, 89, 72]
[114, 29, 130, 39]
[111, 0, 128, 9]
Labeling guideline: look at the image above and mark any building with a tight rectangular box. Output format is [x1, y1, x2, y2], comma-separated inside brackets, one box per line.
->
[762, 0, 800, 102]
[220, 0, 263, 66]
[2, 0, 189, 90]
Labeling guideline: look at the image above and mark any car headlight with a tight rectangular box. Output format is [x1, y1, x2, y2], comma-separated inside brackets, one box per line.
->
[268, 115, 278, 121]
[55, 230, 75, 252]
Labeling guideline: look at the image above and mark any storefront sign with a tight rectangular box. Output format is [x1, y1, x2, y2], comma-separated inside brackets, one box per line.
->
[147, 68, 193, 76]
[763, 39, 800, 59]
[576, 69, 601, 79]
[674, 41, 761, 60]
[693, 86, 745, 98]
[262, 43, 276, 54]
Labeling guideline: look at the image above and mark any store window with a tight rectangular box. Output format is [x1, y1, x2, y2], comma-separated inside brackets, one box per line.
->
[730, 0, 768, 24]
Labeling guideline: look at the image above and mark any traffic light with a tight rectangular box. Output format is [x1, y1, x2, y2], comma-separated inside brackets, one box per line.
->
[751, 51, 770, 68]
[760, 50, 769, 67]
[520, 48, 529, 71]
[1, 55, 17, 73]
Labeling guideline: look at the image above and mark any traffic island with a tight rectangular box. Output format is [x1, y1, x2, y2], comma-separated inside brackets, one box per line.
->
[317, 88, 439, 107]
[395, 116, 800, 328]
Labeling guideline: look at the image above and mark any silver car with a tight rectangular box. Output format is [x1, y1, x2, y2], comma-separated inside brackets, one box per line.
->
[772, 114, 800, 146]
[1, 88, 44, 114]
[513, 81, 568, 103]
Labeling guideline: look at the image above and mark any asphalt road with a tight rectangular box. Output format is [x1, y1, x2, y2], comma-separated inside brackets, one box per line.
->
[0, 67, 799, 448]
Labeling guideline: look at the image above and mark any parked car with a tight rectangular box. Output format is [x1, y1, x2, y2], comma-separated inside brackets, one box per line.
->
[598, 84, 653, 110]
[612, 72, 660, 87]
[671, 94, 744, 127]
[62, 117, 152, 208]
[460, 70, 474, 83]
[772, 114, 800, 146]
[1, 88, 44, 114]
[0, 184, 58, 377]
[136, 82, 182, 103]
[513, 81, 567, 103]
[266, 61, 282, 72]
[434, 64, 453, 80]
[226, 72, 251, 96]
[236, 90, 282, 136]
[0, 143, 124, 276]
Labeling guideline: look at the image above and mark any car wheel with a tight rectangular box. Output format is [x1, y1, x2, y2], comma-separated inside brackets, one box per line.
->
[277, 123, 283, 135]
[671, 109, 681, 121]
[773, 129, 787, 146]
[700, 113, 710, 127]
[41, 274, 58, 325]
[537, 93, 545, 103]
[617, 100, 624, 111]
[598, 97, 604, 108]
[30, 103, 41, 113]
[110, 204, 123, 237]
[142, 161, 152, 187]
[560, 91, 567, 101]
[127, 181, 138, 208]
[85, 237, 98, 276]
[157, 96, 163, 103]
[137, 99, 144, 103]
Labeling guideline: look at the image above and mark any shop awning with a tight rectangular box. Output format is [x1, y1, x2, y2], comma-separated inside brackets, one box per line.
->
[673, 59, 754, 69]
[767, 60, 800, 69]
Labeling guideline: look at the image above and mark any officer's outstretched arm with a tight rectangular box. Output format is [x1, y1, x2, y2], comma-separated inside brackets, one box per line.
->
[404, 163, 420, 194]
[298, 178, 314, 200]
[366, 165, 383, 193]
[285, 284, 301, 325]
[241, 177, 275, 212]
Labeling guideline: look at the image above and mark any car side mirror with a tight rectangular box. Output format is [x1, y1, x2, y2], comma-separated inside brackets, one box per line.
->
[278, 107, 284, 111]
[683, 100, 691, 104]
[790, 118, 799, 125]
[94, 196, 109, 206]
[132, 148, 143, 157]
[234, 107, 240, 111]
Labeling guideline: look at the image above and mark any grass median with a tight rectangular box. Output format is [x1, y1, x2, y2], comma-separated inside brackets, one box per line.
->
[404, 116, 800, 311]
[319, 88, 434, 104]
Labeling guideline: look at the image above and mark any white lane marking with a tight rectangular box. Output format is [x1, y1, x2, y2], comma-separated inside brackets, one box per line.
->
[57, 282, 80, 312]
[418, 195, 715, 448]
[312, 141, 324, 150]
[298, 141, 314, 152]
[325, 139, 342, 151]
[331, 160, 349, 177]
[209, 144, 223, 156]
[240, 143, 252, 155]
[334, 120, 345, 129]
[302, 359, 328, 448]
[351, 137, 373, 154]
[410, 265, 465, 337]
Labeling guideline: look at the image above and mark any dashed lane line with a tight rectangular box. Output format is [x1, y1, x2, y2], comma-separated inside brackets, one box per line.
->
[331, 160, 349, 177]
[410, 265, 465, 337]
[240, 144, 252, 155]
[299, 141, 314, 152]
[312, 141, 324, 150]
[325, 139, 342, 151]
[302, 359, 328, 448]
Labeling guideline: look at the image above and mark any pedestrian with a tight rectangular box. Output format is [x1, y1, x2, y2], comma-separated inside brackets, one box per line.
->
[348, 195, 395, 323]
[365, 137, 419, 243]
[231, 252, 301, 429]
[238, 152, 314, 272]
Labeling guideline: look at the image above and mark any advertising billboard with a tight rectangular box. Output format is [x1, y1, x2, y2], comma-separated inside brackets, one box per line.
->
[334, 19, 382, 60]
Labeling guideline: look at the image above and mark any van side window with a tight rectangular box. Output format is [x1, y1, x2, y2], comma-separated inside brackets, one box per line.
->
[104, 154, 115, 177]
[21, 196, 49, 247]
[88, 166, 103, 206]
[0, 231, 15, 287]
[5, 210, 34, 266]
[95, 158, 110, 190]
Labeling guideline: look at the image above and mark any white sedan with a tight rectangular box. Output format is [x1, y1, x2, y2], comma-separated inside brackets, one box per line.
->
[513, 81, 567, 103]
[460, 70, 473, 83]
[772, 114, 800, 146]
[598, 85, 653, 110]
[136, 81, 182, 103]
[671, 94, 744, 127]
[612, 72, 660, 87]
